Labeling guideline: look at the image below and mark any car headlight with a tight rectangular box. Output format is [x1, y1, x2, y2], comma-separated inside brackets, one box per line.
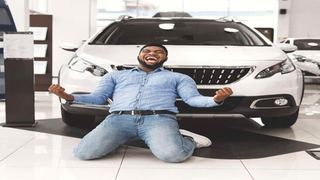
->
[68, 55, 107, 76]
[292, 54, 307, 62]
[255, 58, 296, 79]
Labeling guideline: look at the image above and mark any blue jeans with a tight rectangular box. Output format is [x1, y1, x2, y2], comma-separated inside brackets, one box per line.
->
[74, 113, 196, 163]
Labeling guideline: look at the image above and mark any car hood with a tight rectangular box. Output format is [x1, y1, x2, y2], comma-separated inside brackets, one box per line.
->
[294, 50, 320, 62]
[78, 45, 287, 66]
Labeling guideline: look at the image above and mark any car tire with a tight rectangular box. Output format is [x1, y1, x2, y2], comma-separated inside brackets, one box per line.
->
[61, 106, 96, 128]
[261, 109, 299, 128]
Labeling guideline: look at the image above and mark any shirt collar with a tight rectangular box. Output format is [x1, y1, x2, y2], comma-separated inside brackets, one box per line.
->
[130, 66, 165, 73]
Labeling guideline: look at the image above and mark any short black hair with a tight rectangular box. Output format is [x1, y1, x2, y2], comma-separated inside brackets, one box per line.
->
[139, 43, 168, 56]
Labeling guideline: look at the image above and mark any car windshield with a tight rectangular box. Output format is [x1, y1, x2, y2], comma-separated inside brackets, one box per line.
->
[294, 39, 320, 50]
[91, 19, 269, 46]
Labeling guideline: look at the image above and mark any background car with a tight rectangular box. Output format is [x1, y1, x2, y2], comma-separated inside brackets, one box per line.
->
[0, 0, 17, 99]
[59, 14, 304, 128]
[282, 38, 320, 77]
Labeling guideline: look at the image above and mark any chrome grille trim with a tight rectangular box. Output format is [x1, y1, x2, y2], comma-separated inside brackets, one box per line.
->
[117, 65, 254, 85]
[164, 66, 254, 85]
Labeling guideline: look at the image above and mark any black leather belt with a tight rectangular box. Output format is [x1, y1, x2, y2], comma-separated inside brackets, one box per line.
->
[112, 110, 176, 115]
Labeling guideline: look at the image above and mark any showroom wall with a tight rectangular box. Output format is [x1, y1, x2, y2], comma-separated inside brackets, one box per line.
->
[289, 0, 320, 38]
[278, 0, 320, 41]
[47, 0, 97, 76]
[277, 0, 291, 41]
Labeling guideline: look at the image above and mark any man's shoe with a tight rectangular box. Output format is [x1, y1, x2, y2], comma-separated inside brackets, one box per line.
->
[179, 129, 212, 148]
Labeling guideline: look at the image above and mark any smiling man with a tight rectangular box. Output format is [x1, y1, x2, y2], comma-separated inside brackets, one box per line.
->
[49, 43, 233, 163]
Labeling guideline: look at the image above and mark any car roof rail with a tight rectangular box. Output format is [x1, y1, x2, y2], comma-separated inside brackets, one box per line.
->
[217, 16, 240, 22]
[116, 15, 133, 22]
[153, 11, 192, 17]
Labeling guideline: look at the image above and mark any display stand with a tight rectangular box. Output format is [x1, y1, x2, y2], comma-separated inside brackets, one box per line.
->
[2, 32, 36, 127]
[30, 14, 52, 91]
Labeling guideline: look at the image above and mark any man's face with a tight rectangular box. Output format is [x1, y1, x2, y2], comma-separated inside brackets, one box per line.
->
[138, 46, 167, 70]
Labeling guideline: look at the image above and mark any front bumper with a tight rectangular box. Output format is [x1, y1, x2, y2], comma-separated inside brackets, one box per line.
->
[61, 94, 299, 119]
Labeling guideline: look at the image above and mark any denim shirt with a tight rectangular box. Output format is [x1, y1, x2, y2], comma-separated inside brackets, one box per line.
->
[73, 67, 220, 113]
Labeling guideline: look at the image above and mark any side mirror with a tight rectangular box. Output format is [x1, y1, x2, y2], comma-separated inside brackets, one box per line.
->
[276, 43, 297, 53]
[59, 42, 83, 52]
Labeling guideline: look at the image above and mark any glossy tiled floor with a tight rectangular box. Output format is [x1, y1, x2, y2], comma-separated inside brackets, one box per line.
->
[0, 84, 320, 180]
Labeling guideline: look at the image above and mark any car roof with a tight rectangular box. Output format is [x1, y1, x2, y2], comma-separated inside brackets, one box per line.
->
[116, 15, 240, 24]
[116, 17, 241, 27]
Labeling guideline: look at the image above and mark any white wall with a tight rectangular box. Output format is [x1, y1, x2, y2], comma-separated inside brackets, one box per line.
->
[6, 0, 29, 31]
[289, 0, 320, 38]
[277, 0, 320, 41]
[277, 0, 292, 42]
[47, 0, 97, 76]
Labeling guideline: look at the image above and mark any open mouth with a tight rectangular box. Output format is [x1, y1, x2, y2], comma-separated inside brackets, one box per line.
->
[145, 56, 158, 62]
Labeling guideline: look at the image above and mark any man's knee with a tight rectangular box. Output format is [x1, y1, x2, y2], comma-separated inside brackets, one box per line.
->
[153, 147, 191, 163]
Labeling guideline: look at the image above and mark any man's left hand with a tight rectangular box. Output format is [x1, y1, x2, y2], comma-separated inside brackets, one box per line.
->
[213, 87, 233, 104]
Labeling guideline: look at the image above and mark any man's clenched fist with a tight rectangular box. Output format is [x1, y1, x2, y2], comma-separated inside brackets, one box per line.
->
[213, 87, 233, 104]
[48, 84, 74, 101]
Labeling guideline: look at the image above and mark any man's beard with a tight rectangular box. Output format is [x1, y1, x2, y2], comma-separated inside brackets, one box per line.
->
[137, 57, 167, 70]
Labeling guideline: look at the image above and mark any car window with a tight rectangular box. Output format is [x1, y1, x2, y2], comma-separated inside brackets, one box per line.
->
[293, 39, 320, 50]
[0, 8, 11, 25]
[0, 31, 3, 42]
[91, 19, 269, 46]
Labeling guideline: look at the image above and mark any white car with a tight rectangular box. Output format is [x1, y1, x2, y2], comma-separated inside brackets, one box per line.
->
[282, 38, 320, 76]
[59, 15, 304, 128]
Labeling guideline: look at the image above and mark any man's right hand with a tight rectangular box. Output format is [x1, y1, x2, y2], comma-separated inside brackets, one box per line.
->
[48, 84, 74, 101]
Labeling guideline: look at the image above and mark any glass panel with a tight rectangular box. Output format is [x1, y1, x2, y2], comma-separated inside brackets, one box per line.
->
[0, 31, 3, 42]
[97, 0, 136, 20]
[184, 0, 229, 18]
[0, 8, 11, 25]
[229, 0, 278, 28]
[294, 39, 320, 50]
[96, 0, 278, 33]
[137, 0, 183, 17]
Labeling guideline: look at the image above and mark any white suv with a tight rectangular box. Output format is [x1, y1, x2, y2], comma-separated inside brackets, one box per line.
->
[59, 15, 304, 128]
[282, 38, 320, 77]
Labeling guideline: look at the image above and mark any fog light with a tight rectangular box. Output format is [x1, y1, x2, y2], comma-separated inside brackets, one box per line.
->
[274, 98, 288, 106]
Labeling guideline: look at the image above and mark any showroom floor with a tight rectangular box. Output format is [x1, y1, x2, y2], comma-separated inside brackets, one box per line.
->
[0, 84, 320, 180]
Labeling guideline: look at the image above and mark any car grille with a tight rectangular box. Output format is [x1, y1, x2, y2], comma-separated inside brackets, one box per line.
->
[117, 65, 251, 85]
[164, 67, 251, 85]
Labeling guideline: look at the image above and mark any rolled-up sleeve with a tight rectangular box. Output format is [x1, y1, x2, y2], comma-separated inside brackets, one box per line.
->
[72, 73, 116, 105]
[177, 75, 220, 108]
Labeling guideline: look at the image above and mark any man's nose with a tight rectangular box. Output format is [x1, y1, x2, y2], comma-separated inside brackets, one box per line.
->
[148, 51, 157, 55]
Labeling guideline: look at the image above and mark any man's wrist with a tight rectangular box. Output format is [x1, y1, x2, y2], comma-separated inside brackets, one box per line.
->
[64, 94, 74, 101]
[214, 100, 223, 104]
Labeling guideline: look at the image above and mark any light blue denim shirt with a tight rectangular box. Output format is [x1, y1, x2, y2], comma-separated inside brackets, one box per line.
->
[73, 67, 220, 113]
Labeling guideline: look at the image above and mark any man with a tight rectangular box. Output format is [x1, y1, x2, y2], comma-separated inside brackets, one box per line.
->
[49, 43, 233, 163]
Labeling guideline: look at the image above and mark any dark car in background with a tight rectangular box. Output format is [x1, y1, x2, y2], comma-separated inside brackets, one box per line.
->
[0, 0, 16, 99]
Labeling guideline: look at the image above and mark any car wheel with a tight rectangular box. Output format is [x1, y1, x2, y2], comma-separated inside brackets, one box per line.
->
[261, 109, 299, 128]
[61, 106, 96, 128]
